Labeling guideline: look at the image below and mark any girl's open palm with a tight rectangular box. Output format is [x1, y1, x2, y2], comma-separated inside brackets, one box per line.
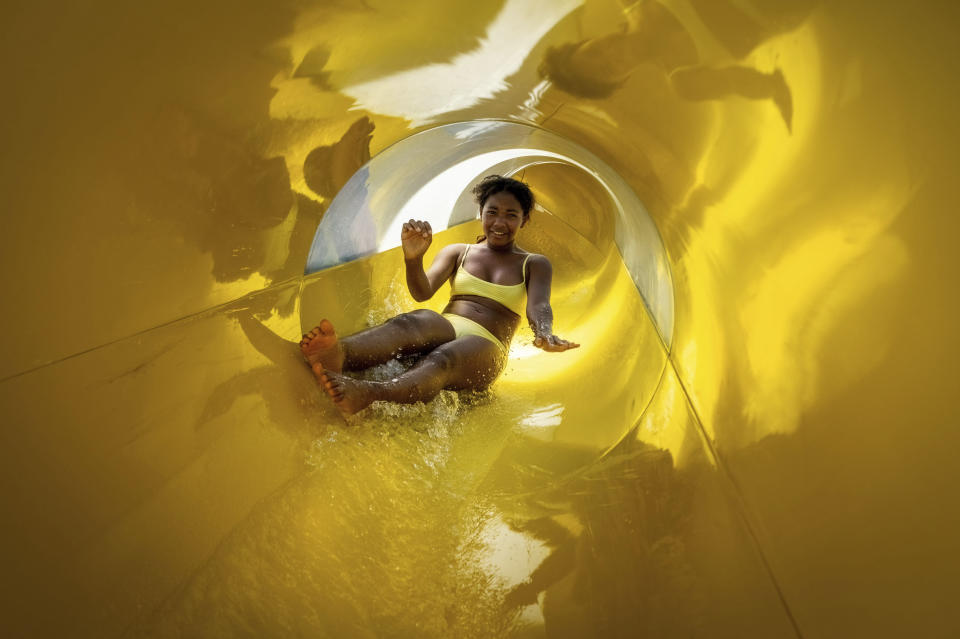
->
[534, 334, 580, 352]
[401, 219, 432, 260]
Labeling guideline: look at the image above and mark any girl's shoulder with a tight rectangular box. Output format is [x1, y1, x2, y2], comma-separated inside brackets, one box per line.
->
[434, 243, 470, 269]
[517, 249, 548, 263]
[439, 242, 469, 255]
[521, 252, 552, 276]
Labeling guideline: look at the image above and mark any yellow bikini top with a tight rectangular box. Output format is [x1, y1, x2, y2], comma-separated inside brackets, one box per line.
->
[450, 245, 530, 316]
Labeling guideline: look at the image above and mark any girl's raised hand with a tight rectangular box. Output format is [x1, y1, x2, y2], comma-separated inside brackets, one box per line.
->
[401, 219, 432, 260]
[533, 334, 580, 352]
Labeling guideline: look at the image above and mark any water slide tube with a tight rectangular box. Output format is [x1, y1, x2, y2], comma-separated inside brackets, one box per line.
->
[1, 0, 958, 637]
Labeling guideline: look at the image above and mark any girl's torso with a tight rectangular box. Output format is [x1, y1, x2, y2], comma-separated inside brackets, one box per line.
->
[443, 243, 531, 344]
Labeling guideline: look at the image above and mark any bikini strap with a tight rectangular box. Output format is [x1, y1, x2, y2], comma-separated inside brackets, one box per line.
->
[458, 244, 471, 269]
[522, 253, 532, 282]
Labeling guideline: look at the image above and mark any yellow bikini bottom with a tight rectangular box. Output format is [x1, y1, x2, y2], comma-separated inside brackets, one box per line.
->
[442, 313, 508, 355]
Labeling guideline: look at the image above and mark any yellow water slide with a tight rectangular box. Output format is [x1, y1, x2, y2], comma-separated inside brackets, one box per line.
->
[2, 0, 957, 637]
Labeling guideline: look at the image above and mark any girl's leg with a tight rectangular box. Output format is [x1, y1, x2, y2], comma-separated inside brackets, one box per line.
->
[300, 309, 455, 372]
[342, 309, 456, 370]
[314, 336, 505, 414]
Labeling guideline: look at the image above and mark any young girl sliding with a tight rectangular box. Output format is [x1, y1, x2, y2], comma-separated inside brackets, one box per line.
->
[300, 175, 579, 414]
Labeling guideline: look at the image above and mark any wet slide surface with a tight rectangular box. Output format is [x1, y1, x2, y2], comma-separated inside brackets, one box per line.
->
[2, 1, 959, 637]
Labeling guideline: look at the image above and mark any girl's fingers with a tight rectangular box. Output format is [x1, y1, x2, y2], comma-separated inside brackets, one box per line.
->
[403, 220, 431, 237]
[533, 335, 580, 351]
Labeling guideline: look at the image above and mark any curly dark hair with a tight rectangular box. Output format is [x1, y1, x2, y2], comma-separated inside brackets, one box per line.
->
[471, 175, 536, 217]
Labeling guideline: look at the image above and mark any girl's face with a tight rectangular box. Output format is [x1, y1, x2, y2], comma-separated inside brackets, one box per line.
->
[481, 191, 527, 247]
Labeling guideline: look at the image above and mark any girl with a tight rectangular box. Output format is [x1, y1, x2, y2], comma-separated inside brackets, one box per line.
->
[300, 175, 579, 414]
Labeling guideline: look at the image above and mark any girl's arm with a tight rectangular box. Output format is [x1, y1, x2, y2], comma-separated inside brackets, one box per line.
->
[525, 255, 580, 352]
[402, 220, 462, 302]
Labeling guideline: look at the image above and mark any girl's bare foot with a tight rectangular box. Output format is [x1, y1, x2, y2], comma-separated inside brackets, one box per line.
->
[312, 363, 376, 415]
[300, 319, 345, 373]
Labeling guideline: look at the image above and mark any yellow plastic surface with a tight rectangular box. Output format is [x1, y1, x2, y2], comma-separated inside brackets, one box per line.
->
[1, 0, 958, 637]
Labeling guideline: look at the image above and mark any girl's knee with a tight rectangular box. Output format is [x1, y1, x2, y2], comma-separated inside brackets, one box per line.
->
[391, 309, 441, 330]
[389, 311, 424, 330]
[408, 309, 442, 322]
[425, 346, 458, 372]
[428, 340, 503, 386]
[388, 310, 452, 345]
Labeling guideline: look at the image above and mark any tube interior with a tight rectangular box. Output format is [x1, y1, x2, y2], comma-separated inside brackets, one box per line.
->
[1, 1, 958, 637]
